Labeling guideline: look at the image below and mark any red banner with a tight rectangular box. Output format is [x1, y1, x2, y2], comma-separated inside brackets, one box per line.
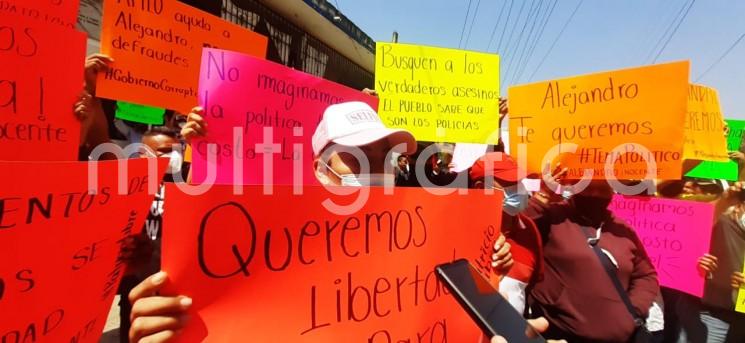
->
[0, 158, 166, 343]
[162, 184, 503, 342]
[0, 14, 86, 161]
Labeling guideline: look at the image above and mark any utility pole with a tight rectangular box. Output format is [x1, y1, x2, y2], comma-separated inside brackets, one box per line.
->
[392, 31, 399, 43]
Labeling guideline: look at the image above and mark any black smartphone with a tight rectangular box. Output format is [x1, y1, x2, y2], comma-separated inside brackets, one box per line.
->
[436, 259, 546, 343]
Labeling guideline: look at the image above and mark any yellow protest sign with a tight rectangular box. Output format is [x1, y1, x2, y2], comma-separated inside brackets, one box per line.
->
[375, 43, 500, 144]
[738, 265, 745, 313]
[683, 84, 728, 162]
[508, 61, 689, 180]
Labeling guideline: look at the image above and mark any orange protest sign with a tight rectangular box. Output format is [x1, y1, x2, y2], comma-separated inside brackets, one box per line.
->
[508, 61, 689, 180]
[162, 185, 503, 342]
[683, 84, 728, 162]
[97, 0, 268, 112]
[0, 15, 86, 161]
[0, 158, 166, 343]
[0, 0, 80, 28]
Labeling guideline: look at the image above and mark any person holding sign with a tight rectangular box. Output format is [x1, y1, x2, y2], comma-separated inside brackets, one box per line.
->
[127, 101, 516, 342]
[526, 179, 659, 342]
[311, 101, 416, 186]
[700, 182, 745, 342]
[468, 152, 543, 315]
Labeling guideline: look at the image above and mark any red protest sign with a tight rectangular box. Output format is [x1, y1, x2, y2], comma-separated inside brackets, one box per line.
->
[192, 48, 378, 185]
[0, 0, 80, 28]
[162, 185, 502, 342]
[0, 15, 86, 161]
[0, 158, 166, 343]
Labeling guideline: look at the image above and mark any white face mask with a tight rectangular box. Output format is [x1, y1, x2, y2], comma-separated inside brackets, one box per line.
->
[321, 161, 394, 187]
[502, 185, 529, 216]
[163, 150, 183, 175]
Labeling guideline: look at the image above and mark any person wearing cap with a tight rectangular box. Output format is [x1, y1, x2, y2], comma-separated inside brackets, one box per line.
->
[469, 152, 544, 315]
[311, 101, 417, 186]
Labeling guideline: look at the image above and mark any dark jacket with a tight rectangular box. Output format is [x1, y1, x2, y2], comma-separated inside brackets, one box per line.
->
[703, 214, 745, 311]
[526, 199, 659, 343]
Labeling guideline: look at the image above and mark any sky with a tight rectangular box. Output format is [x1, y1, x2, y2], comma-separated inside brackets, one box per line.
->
[336, 0, 745, 119]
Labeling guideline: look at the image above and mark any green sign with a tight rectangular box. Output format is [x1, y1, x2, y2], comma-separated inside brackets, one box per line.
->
[115, 101, 165, 125]
[685, 119, 743, 180]
[727, 119, 745, 151]
[686, 161, 738, 181]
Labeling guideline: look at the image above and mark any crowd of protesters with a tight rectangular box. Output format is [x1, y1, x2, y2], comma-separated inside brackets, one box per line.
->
[68, 50, 745, 343]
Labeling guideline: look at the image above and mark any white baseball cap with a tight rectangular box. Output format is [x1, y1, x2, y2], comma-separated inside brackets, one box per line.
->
[312, 101, 417, 157]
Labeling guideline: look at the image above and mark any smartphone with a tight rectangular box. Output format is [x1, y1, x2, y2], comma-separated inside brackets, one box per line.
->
[436, 259, 545, 343]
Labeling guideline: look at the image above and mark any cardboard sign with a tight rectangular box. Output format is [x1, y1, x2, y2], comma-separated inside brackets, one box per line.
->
[115, 101, 165, 125]
[162, 185, 503, 342]
[192, 48, 378, 186]
[0, 15, 86, 161]
[375, 43, 500, 144]
[685, 119, 745, 180]
[685, 161, 738, 181]
[726, 119, 745, 151]
[97, 0, 268, 112]
[0, 0, 80, 28]
[609, 195, 714, 297]
[737, 265, 745, 313]
[508, 62, 689, 180]
[0, 158, 166, 343]
[683, 84, 728, 162]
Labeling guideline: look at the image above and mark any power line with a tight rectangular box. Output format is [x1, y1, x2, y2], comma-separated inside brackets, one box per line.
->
[696, 32, 745, 82]
[486, 1, 509, 51]
[496, 0, 516, 53]
[630, 0, 670, 65]
[458, 0, 474, 49]
[652, 0, 696, 63]
[464, 0, 482, 49]
[514, 0, 558, 84]
[529, 0, 584, 82]
[499, 0, 527, 59]
[500, 0, 531, 85]
[506, 0, 546, 86]
[644, 0, 690, 64]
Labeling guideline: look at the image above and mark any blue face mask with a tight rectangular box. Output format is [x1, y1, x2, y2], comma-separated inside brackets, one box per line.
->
[502, 185, 529, 216]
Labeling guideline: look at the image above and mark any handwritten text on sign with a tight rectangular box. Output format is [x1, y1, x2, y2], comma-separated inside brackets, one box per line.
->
[0, 0, 80, 28]
[508, 62, 689, 180]
[610, 195, 714, 297]
[0, 15, 86, 161]
[375, 43, 500, 144]
[0, 159, 166, 343]
[683, 84, 728, 162]
[685, 118, 745, 180]
[162, 185, 502, 342]
[97, 0, 268, 112]
[192, 48, 378, 185]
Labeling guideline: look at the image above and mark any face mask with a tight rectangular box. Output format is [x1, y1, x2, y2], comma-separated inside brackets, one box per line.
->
[163, 150, 183, 175]
[321, 161, 394, 187]
[502, 185, 529, 216]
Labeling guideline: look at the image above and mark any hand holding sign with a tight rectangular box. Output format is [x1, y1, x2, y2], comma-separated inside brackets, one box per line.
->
[0, 159, 166, 343]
